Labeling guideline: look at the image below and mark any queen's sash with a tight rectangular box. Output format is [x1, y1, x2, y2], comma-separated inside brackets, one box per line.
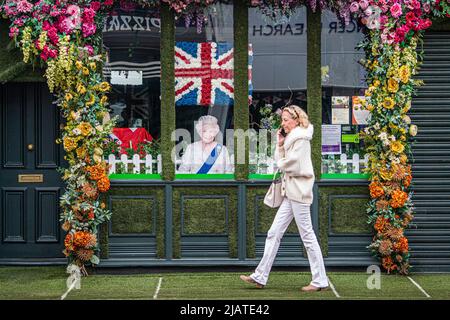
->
[196, 144, 223, 174]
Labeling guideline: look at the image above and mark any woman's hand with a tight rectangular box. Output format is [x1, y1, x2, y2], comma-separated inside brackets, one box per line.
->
[277, 129, 285, 147]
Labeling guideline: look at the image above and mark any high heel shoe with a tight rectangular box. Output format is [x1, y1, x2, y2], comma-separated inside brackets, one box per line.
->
[239, 275, 265, 289]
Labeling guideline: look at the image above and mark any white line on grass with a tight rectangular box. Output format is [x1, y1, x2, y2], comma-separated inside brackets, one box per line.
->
[153, 277, 163, 299]
[328, 278, 340, 298]
[407, 276, 431, 298]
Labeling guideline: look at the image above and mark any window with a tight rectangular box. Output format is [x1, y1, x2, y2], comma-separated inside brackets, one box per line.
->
[174, 1, 235, 178]
[320, 9, 369, 179]
[102, 4, 161, 177]
[248, 6, 308, 178]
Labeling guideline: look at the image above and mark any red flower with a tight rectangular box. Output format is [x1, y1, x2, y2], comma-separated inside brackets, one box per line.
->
[90, 1, 101, 11]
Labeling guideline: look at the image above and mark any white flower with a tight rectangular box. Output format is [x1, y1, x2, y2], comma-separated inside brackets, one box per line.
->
[72, 128, 81, 136]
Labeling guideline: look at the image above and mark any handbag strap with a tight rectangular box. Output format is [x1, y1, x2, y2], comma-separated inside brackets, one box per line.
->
[272, 168, 281, 181]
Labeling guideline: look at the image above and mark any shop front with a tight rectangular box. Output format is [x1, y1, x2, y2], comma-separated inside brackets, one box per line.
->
[1, 1, 449, 272]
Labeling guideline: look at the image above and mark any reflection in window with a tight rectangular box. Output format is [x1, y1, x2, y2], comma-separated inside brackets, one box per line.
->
[174, 1, 235, 175]
[248, 7, 307, 175]
[102, 4, 161, 175]
[321, 10, 369, 178]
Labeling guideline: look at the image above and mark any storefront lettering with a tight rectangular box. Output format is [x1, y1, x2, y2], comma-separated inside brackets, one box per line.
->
[328, 20, 363, 33]
[252, 23, 305, 36]
[103, 15, 161, 32]
[252, 21, 362, 36]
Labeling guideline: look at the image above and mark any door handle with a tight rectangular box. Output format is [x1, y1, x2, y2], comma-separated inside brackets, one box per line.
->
[27, 144, 34, 151]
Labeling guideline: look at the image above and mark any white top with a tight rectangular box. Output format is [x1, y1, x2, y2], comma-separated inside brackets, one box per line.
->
[177, 141, 234, 174]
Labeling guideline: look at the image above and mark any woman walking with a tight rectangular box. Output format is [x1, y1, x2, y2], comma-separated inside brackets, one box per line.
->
[240, 105, 329, 292]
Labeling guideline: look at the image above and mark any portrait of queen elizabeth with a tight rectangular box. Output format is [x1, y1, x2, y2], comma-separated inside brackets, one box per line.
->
[177, 115, 233, 174]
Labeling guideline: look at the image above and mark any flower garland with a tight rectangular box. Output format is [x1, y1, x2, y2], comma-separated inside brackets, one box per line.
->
[1, 0, 449, 275]
[0, 0, 116, 273]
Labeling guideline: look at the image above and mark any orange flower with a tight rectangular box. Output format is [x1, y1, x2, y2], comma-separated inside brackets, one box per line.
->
[403, 174, 412, 188]
[370, 182, 385, 198]
[374, 216, 390, 233]
[73, 231, 97, 248]
[64, 233, 74, 252]
[97, 176, 110, 193]
[86, 164, 106, 181]
[390, 189, 408, 208]
[394, 237, 409, 253]
[88, 209, 95, 220]
[382, 256, 398, 273]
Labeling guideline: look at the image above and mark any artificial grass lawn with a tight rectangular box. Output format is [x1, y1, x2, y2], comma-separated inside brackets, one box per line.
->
[1, 267, 449, 300]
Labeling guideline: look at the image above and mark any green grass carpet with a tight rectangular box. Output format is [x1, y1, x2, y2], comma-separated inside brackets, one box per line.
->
[1, 267, 449, 300]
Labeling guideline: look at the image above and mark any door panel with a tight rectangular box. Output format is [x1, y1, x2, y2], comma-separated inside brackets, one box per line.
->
[0, 83, 65, 259]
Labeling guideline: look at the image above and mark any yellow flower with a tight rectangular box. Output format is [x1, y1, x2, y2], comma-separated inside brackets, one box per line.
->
[379, 168, 393, 181]
[75, 61, 83, 70]
[399, 65, 411, 83]
[383, 97, 395, 109]
[94, 147, 103, 156]
[373, 80, 381, 87]
[77, 83, 87, 95]
[89, 62, 97, 71]
[86, 94, 96, 107]
[100, 95, 108, 105]
[391, 141, 405, 154]
[78, 122, 93, 136]
[366, 104, 374, 112]
[63, 137, 77, 152]
[82, 67, 90, 76]
[93, 154, 102, 164]
[76, 146, 87, 159]
[400, 154, 408, 164]
[409, 124, 418, 136]
[65, 93, 73, 101]
[99, 82, 111, 92]
[387, 78, 399, 93]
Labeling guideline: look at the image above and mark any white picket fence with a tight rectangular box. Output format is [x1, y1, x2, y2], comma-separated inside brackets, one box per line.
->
[106, 154, 162, 174]
[337, 153, 370, 174]
[249, 153, 276, 174]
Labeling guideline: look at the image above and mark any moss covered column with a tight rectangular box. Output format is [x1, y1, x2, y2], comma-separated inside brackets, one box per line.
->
[160, 4, 176, 181]
[233, 0, 249, 181]
[307, 7, 322, 179]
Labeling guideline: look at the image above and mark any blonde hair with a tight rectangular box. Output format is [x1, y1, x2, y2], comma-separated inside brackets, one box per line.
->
[282, 105, 309, 128]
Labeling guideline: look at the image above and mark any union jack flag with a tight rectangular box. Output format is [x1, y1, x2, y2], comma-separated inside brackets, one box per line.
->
[175, 41, 253, 107]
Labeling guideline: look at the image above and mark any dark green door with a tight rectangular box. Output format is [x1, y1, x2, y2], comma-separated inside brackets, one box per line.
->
[0, 83, 65, 259]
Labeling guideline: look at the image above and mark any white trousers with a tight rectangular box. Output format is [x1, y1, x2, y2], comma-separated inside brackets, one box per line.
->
[250, 198, 329, 287]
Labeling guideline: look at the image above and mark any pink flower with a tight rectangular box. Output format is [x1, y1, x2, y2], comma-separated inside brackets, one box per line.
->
[40, 45, 58, 61]
[104, 0, 114, 6]
[58, 17, 75, 34]
[17, 0, 33, 13]
[66, 4, 81, 17]
[350, 2, 360, 13]
[84, 45, 94, 56]
[82, 8, 96, 23]
[390, 3, 402, 18]
[411, 0, 421, 10]
[82, 23, 97, 38]
[9, 27, 19, 38]
[359, 0, 369, 11]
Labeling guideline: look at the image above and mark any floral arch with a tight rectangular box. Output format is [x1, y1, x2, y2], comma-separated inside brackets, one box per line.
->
[0, 0, 448, 275]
